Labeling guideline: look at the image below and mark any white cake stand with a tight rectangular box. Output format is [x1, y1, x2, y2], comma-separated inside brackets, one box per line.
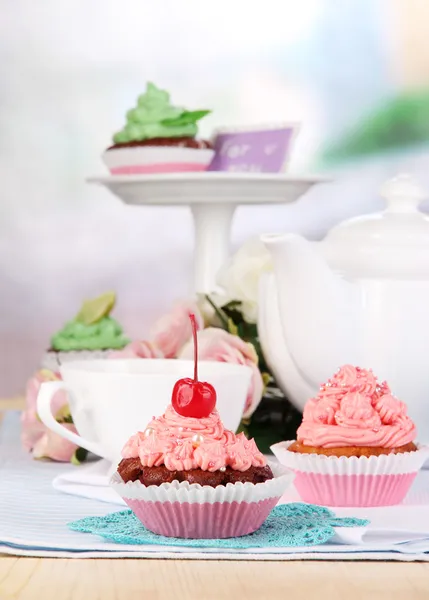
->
[88, 172, 327, 293]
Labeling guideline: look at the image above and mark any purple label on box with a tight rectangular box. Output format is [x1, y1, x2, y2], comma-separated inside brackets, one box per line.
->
[208, 127, 296, 173]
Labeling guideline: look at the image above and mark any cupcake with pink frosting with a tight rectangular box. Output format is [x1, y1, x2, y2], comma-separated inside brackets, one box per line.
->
[117, 406, 272, 488]
[110, 314, 292, 539]
[271, 365, 428, 507]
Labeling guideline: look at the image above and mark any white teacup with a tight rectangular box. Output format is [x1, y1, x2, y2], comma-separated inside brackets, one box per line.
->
[36, 359, 252, 464]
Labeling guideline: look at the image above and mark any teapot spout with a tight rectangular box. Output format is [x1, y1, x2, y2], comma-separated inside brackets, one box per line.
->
[260, 233, 359, 386]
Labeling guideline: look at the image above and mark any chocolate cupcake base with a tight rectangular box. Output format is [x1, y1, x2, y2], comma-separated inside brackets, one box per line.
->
[118, 458, 273, 487]
[107, 136, 213, 151]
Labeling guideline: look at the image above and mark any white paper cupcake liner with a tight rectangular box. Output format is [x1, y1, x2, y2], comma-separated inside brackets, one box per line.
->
[271, 441, 429, 476]
[271, 441, 429, 507]
[41, 350, 111, 371]
[102, 146, 214, 175]
[110, 462, 294, 538]
[110, 462, 292, 504]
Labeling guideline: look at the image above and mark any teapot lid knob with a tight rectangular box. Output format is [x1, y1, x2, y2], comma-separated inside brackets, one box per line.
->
[380, 173, 426, 213]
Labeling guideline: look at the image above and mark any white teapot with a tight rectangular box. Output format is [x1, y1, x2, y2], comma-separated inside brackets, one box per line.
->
[259, 174, 429, 442]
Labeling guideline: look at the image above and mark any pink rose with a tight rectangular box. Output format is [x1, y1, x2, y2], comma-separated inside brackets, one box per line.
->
[150, 300, 204, 358]
[21, 369, 78, 462]
[178, 328, 263, 419]
[31, 424, 79, 462]
[109, 340, 163, 359]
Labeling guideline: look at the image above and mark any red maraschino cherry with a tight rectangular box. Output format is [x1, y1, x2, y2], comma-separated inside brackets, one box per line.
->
[171, 313, 217, 418]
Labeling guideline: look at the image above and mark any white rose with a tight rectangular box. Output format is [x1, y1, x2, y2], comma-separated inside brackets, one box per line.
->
[216, 237, 273, 323]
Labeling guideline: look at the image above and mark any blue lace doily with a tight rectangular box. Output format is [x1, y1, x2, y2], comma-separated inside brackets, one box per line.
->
[69, 503, 368, 549]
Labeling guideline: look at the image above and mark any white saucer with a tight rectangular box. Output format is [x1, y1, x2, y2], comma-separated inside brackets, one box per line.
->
[87, 172, 329, 206]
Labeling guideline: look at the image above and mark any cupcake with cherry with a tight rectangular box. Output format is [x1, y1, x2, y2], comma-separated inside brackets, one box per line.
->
[111, 315, 292, 539]
[272, 365, 428, 507]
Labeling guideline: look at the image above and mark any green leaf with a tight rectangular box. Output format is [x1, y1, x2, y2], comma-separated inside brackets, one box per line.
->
[54, 404, 74, 424]
[221, 305, 245, 324]
[321, 90, 429, 164]
[227, 318, 238, 336]
[222, 300, 243, 310]
[235, 419, 250, 436]
[261, 371, 273, 392]
[205, 294, 229, 330]
[161, 110, 211, 127]
[71, 447, 89, 465]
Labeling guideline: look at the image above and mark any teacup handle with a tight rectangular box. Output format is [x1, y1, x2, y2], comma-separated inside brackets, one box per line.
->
[37, 381, 105, 458]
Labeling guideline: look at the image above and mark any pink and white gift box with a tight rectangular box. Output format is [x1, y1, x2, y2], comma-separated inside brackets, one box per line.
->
[110, 463, 293, 539]
[271, 441, 429, 508]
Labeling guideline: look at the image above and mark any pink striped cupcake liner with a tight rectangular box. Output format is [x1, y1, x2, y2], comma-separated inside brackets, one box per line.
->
[110, 463, 293, 539]
[271, 441, 429, 507]
[102, 146, 214, 175]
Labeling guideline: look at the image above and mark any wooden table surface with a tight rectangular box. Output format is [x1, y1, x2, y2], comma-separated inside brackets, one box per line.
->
[1, 398, 429, 600]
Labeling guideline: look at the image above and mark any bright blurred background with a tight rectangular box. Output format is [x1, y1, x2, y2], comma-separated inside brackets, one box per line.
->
[2, 0, 429, 395]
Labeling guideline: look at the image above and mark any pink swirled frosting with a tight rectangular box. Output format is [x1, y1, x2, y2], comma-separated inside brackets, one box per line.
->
[122, 405, 266, 472]
[297, 365, 416, 448]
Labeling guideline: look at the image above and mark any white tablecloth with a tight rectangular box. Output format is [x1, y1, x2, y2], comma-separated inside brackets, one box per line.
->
[2, 412, 429, 560]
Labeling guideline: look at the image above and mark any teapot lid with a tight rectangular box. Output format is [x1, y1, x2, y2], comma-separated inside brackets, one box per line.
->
[323, 174, 429, 278]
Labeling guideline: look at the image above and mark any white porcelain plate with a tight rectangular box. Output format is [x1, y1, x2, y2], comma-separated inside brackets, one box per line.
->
[87, 172, 329, 206]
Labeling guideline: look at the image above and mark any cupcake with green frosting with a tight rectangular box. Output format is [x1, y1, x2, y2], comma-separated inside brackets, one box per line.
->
[103, 82, 214, 175]
[42, 292, 129, 370]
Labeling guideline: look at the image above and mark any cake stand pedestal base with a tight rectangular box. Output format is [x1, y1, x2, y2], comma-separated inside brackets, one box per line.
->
[88, 172, 327, 294]
[191, 203, 236, 294]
